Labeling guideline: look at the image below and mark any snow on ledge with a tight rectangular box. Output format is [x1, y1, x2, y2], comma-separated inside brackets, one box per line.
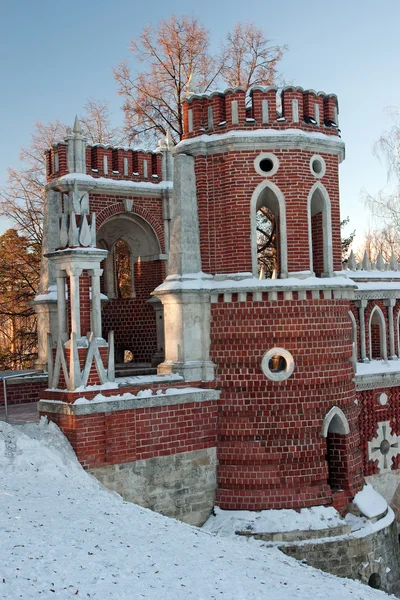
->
[74, 387, 202, 405]
[202, 506, 345, 537]
[356, 359, 400, 377]
[353, 484, 388, 519]
[154, 272, 356, 294]
[177, 128, 343, 149]
[47, 173, 173, 193]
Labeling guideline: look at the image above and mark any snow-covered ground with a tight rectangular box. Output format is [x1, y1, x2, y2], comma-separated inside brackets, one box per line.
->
[0, 419, 394, 599]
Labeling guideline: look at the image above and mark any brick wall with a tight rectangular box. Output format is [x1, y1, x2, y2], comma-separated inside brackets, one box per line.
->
[195, 149, 341, 276]
[102, 260, 165, 363]
[40, 400, 218, 469]
[311, 211, 324, 275]
[210, 293, 363, 510]
[0, 377, 46, 406]
[93, 196, 165, 252]
[358, 386, 400, 476]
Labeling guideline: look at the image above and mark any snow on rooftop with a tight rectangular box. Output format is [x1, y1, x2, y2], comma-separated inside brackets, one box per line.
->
[0, 419, 390, 599]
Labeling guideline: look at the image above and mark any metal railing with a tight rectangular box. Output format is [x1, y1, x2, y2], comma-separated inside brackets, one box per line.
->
[0, 371, 38, 423]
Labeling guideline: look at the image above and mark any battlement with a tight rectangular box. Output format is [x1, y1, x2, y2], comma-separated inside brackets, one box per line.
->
[46, 143, 163, 183]
[182, 85, 339, 140]
[44, 116, 173, 184]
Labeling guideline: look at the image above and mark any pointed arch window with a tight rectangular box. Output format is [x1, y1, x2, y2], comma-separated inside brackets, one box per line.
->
[114, 239, 133, 298]
[322, 407, 350, 493]
[307, 183, 333, 277]
[257, 206, 278, 278]
[369, 306, 387, 360]
[251, 180, 288, 279]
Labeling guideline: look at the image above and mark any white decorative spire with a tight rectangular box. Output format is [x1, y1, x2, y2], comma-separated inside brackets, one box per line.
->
[376, 252, 385, 270]
[347, 250, 357, 271]
[73, 115, 82, 134]
[362, 250, 370, 271]
[165, 128, 173, 150]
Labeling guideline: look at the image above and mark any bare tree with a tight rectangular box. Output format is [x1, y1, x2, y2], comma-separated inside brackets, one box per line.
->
[79, 99, 125, 146]
[366, 107, 400, 230]
[221, 23, 287, 90]
[356, 225, 400, 263]
[114, 16, 287, 145]
[0, 229, 40, 369]
[0, 101, 123, 368]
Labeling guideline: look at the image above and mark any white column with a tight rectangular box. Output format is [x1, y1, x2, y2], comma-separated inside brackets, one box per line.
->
[385, 298, 397, 359]
[89, 268, 103, 338]
[56, 273, 67, 338]
[67, 267, 82, 338]
[356, 299, 368, 362]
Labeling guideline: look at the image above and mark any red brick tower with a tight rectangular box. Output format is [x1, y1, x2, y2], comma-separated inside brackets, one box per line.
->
[158, 85, 364, 511]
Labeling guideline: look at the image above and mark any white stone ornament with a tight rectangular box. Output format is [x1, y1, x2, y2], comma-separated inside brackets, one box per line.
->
[378, 393, 388, 406]
[368, 421, 400, 472]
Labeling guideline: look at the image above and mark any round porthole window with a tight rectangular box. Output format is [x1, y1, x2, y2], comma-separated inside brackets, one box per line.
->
[255, 153, 279, 177]
[309, 155, 326, 178]
[261, 347, 295, 381]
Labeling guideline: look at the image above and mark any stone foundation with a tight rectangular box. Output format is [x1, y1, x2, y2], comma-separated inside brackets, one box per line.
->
[280, 517, 400, 596]
[89, 447, 217, 526]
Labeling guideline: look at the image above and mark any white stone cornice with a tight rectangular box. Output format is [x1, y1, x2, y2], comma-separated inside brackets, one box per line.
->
[355, 290, 400, 301]
[153, 273, 357, 297]
[175, 129, 345, 161]
[46, 173, 173, 198]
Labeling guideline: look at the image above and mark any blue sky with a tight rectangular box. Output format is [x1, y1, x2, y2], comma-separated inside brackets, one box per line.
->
[1, 0, 399, 247]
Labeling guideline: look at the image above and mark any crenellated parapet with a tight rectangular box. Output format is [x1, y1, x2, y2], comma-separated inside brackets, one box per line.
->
[45, 117, 171, 183]
[182, 85, 339, 139]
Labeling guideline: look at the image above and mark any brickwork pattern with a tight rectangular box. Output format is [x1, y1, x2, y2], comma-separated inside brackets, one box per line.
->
[102, 260, 165, 364]
[359, 386, 400, 476]
[195, 149, 341, 275]
[40, 399, 218, 469]
[183, 87, 339, 140]
[46, 145, 163, 183]
[0, 379, 46, 406]
[210, 295, 363, 510]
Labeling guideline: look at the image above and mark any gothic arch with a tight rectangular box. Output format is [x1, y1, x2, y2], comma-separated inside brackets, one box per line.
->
[397, 308, 400, 358]
[349, 310, 357, 368]
[250, 180, 288, 278]
[368, 305, 387, 360]
[97, 213, 162, 299]
[96, 202, 165, 251]
[307, 182, 333, 276]
[322, 406, 350, 437]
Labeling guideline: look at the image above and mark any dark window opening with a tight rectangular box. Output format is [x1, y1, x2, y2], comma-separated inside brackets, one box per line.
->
[114, 239, 133, 298]
[368, 573, 381, 590]
[268, 355, 287, 373]
[259, 158, 274, 173]
[257, 206, 278, 278]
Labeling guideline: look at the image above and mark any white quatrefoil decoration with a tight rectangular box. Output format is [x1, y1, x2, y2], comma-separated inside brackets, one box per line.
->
[368, 421, 400, 472]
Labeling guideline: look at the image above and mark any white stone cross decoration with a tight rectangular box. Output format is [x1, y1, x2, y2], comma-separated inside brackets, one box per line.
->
[368, 421, 400, 472]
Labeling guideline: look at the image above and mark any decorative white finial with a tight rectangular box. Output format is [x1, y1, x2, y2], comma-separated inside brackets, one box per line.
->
[347, 250, 357, 271]
[186, 71, 204, 95]
[376, 252, 385, 270]
[362, 250, 370, 271]
[73, 115, 82, 135]
[165, 128, 173, 149]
